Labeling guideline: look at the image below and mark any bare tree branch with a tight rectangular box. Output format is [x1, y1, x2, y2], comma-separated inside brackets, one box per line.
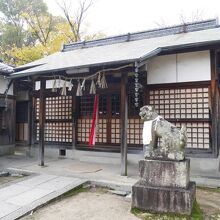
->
[56, 0, 92, 42]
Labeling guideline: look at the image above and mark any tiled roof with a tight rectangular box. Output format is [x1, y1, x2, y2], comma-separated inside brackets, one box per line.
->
[11, 19, 220, 78]
[0, 62, 14, 74]
[63, 19, 218, 51]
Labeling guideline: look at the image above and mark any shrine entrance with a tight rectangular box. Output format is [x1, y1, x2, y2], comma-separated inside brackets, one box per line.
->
[76, 91, 143, 150]
[77, 93, 121, 147]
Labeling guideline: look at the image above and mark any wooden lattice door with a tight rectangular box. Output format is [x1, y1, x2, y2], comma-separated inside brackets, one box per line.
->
[77, 94, 121, 146]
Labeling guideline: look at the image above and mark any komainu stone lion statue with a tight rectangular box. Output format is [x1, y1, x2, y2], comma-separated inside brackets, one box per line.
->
[139, 105, 187, 161]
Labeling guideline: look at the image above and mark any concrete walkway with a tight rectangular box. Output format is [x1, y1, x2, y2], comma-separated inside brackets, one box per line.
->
[0, 174, 86, 220]
[0, 147, 220, 219]
[0, 150, 139, 220]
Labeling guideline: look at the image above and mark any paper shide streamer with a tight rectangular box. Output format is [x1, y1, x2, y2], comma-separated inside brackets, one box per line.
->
[90, 79, 96, 94]
[76, 80, 83, 96]
[49, 63, 132, 96]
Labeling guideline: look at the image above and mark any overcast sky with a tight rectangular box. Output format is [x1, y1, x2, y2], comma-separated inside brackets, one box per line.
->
[44, 0, 220, 36]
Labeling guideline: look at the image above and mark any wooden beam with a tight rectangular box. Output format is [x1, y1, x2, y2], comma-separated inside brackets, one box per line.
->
[210, 50, 219, 157]
[120, 72, 128, 176]
[39, 79, 46, 166]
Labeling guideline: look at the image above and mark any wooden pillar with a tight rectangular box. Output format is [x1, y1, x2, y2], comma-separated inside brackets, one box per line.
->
[120, 72, 128, 176]
[72, 95, 77, 149]
[27, 83, 33, 146]
[39, 79, 46, 166]
[31, 96, 36, 146]
[210, 50, 219, 157]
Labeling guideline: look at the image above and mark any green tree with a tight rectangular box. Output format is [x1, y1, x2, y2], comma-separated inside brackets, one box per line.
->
[0, 0, 49, 48]
[0, 0, 105, 65]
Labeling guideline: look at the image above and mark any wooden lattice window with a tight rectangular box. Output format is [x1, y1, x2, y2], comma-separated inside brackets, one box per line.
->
[80, 96, 94, 117]
[175, 122, 210, 149]
[111, 118, 120, 144]
[45, 96, 72, 120]
[77, 118, 92, 143]
[127, 93, 143, 145]
[36, 96, 72, 120]
[111, 94, 120, 116]
[96, 119, 107, 143]
[149, 86, 210, 149]
[99, 95, 107, 115]
[127, 119, 143, 145]
[35, 96, 73, 143]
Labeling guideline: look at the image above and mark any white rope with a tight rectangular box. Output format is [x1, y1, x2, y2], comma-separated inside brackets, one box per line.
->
[41, 63, 133, 81]
[41, 63, 133, 95]
[153, 116, 163, 131]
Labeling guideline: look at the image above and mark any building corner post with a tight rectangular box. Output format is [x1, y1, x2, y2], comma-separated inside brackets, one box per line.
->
[120, 72, 128, 176]
[39, 79, 46, 166]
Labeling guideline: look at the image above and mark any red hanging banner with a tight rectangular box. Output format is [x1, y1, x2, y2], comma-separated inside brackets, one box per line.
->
[89, 95, 99, 147]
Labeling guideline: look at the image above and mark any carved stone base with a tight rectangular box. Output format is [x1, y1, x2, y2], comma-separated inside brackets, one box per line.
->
[139, 159, 190, 188]
[144, 145, 185, 161]
[132, 181, 196, 215]
[132, 159, 196, 215]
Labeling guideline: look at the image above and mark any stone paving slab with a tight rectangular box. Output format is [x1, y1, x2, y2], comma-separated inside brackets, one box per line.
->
[6, 188, 55, 206]
[0, 202, 20, 219]
[37, 176, 79, 191]
[0, 174, 86, 220]
[0, 185, 30, 202]
[16, 174, 57, 187]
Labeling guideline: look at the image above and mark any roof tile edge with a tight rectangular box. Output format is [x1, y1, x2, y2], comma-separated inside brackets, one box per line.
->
[62, 18, 219, 52]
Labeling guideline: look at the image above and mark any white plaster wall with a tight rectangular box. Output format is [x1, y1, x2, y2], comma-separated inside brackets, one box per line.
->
[0, 76, 13, 95]
[177, 51, 211, 82]
[147, 54, 177, 84]
[147, 51, 211, 84]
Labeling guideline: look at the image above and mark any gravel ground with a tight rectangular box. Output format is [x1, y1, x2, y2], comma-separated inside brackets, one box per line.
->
[21, 188, 139, 220]
[196, 188, 220, 220]
[21, 187, 220, 220]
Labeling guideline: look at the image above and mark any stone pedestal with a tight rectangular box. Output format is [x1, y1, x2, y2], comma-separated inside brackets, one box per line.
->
[132, 159, 196, 215]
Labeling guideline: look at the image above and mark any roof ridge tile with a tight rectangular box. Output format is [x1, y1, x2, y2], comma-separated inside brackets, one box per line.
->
[63, 18, 219, 52]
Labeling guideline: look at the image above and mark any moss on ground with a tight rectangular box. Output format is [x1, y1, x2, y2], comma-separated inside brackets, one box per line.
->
[197, 186, 220, 193]
[62, 185, 90, 198]
[131, 200, 203, 220]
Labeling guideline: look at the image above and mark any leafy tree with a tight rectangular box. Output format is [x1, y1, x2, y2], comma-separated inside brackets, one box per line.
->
[0, 0, 105, 65]
[0, 0, 49, 48]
